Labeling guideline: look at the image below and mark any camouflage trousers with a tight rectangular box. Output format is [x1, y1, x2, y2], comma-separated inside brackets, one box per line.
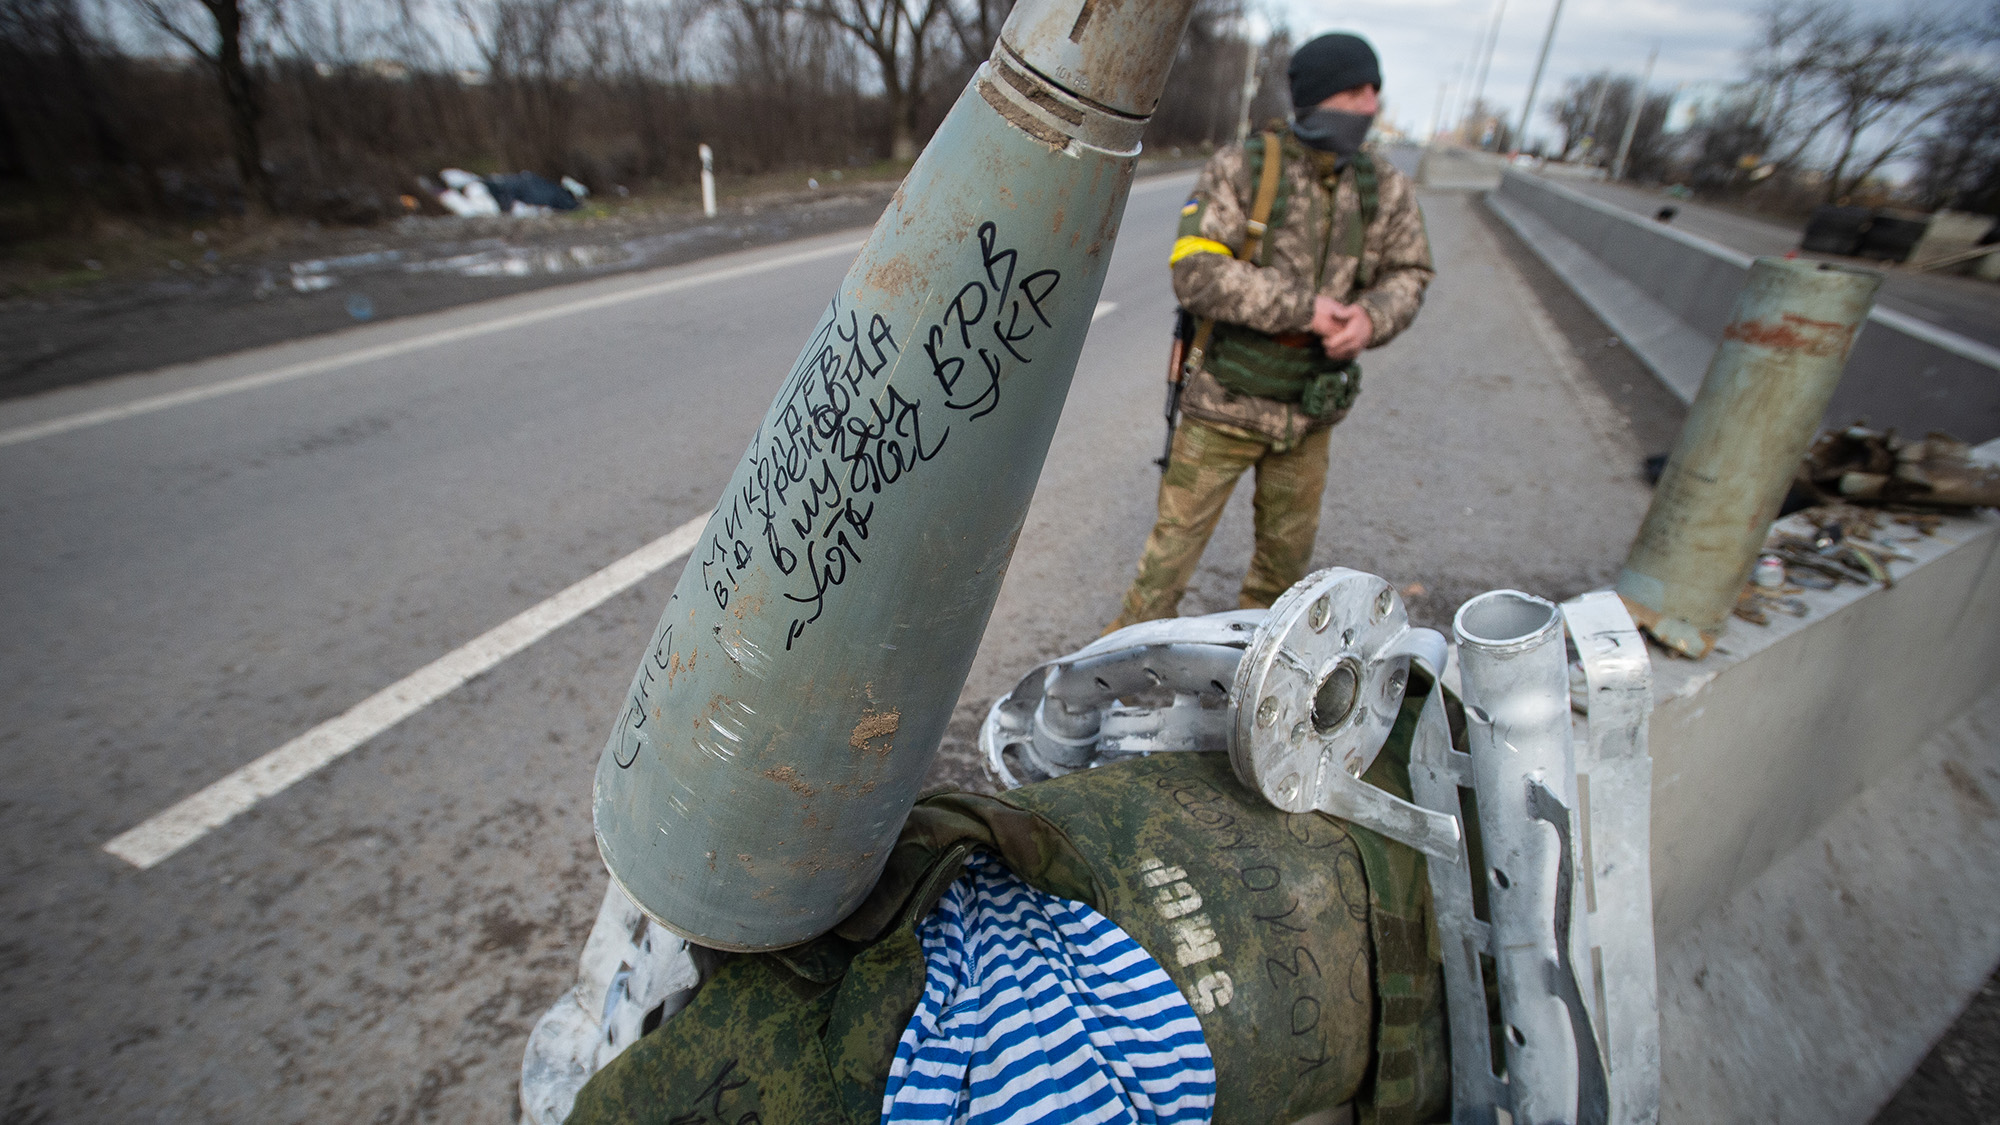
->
[1110, 416, 1332, 630]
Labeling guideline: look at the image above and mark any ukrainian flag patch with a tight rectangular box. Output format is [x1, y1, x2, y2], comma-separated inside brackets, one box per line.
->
[1181, 198, 1199, 216]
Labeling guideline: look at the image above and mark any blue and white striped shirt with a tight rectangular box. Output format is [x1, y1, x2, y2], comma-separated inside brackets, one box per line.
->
[881, 851, 1216, 1125]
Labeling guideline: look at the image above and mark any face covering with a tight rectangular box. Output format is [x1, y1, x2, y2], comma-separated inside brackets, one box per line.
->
[1292, 108, 1374, 158]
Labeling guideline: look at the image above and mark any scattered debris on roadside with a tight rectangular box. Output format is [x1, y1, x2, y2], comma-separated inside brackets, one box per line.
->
[1728, 495, 1965, 626]
[1794, 425, 2000, 510]
[1733, 586, 1810, 625]
[1777, 504, 1909, 582]
[423, 169, 589, 218]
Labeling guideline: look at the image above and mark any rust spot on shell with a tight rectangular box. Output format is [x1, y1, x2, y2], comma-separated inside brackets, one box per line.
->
[1721, 312, 1854, 358]
[666, 648, 692, 686]
[762, 764, 818, 798]
[849, 708, 901, 755]
[866, 254, 919, 298]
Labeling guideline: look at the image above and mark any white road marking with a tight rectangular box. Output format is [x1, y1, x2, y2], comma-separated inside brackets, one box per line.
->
[95, 219, 1150, 869]
[0, 239, 868, 450]
[103, 514, 709, 870]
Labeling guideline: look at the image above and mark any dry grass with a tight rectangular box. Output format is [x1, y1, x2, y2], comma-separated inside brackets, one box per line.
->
[0, 157, 916, 300]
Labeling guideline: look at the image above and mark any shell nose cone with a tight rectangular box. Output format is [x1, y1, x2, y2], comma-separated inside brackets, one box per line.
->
[998, 0, 1202, 117]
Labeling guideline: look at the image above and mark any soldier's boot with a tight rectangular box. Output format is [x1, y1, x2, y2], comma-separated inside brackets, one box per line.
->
[1240, 425, 1332, 608]
[1106, 419, 1260, 633]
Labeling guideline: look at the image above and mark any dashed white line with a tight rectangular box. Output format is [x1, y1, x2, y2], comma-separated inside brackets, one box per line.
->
[98, 234, 1136, 870]
[0, 238, 867, 450]
[103, 515, 708, 870]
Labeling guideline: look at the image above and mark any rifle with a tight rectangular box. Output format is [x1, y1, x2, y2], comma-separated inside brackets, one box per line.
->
[1157, 307, 1196, 470]
[1154, 130, 1280, 472]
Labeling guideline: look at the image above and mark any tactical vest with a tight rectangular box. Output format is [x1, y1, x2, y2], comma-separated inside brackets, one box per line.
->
[1190, 132, 1381, 420]
[567, 694, 1452, 1125]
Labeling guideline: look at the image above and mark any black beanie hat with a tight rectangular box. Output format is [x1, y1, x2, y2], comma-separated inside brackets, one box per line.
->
[1288, 33, 1382, 110]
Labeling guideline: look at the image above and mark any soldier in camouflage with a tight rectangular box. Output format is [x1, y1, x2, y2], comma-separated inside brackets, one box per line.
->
[1108, 33, 1435, 631]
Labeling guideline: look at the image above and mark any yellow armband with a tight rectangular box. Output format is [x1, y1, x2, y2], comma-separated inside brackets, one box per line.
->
[1169, 236, 1232, 266]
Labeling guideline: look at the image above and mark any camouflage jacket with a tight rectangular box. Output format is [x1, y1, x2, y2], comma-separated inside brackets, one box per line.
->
[1173, 133, 1434, 448]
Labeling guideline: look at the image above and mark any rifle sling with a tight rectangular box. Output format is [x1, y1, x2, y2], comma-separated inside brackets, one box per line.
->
[1185, 130, 1284, 378]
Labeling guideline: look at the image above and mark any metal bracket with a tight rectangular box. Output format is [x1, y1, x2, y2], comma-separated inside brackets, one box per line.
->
[1228, 568, 1462, 860]
[1561, 592, 1661, 1125]
[981, 611, 1264, 786]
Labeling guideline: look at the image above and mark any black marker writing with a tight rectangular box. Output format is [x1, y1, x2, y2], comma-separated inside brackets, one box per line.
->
[696, 220, 1062, 650]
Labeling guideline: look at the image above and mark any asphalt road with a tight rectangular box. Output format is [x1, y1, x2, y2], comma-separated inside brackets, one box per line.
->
[0, 167, 1675, 1122]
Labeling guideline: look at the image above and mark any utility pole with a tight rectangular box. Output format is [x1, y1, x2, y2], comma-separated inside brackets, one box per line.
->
[1581, 75, 1611, 161]
[1469, 0, 1508, 148]
[1428, 79, 1448, 143]
[1611, 45, 1657, 182]
[1234, 18, 1261, 143]
[1444, 52, 1471, 142]
[1515, 0, 1567, 155]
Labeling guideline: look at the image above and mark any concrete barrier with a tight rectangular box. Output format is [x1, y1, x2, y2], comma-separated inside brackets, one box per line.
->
[1485, 168, 2000, 443]
[1645, 502, 2000, 1121]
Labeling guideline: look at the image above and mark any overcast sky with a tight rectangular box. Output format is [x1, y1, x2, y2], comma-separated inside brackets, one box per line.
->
[1266, 0, 1969, 147]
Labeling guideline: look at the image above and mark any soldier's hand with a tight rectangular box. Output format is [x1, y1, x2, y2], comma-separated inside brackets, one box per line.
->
[1309, 295, 1351, 339]
[1318, 303, 1371, 362]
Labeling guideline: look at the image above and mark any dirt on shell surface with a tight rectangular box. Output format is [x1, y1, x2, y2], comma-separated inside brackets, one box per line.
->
[849, 709, 901, 754]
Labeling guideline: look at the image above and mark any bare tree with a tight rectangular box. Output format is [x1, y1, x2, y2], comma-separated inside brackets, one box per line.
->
[457, 0, 591, 171]
[1684, 98, 1772, 193]
[1243, 26, 1291, 131]
[6, 0, 1253, 234]
[1548, 72, 1615, 160]
[1144, 0, 1250, 148]
[1906, 0, 1999, 213]
[937, 0, 1003, 74]
[609, 0, 712, 176]
[128, 0, 276, 212]
[1547, 72, 1673, 174]
[1, 0, 131, 186]
[1911, 82, 2000, 213]
[797, 0, 953, 160]
[1460, 96, 1514, 152]
[1749, 0, 1968, 203]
